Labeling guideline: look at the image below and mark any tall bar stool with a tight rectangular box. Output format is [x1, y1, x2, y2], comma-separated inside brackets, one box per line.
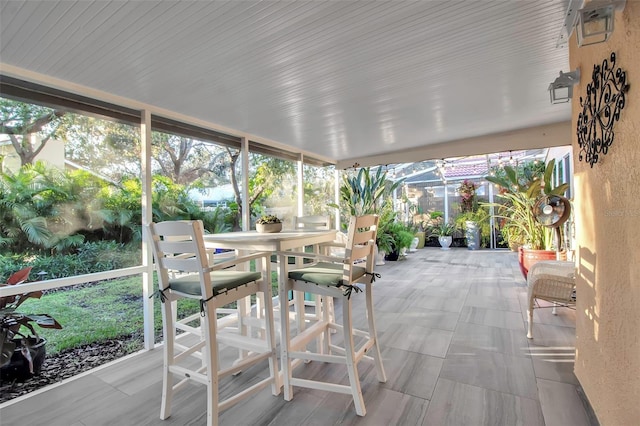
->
[292, 215, 334, 324]
[280, 214, 386, 416]
[147, 220, 280, 426]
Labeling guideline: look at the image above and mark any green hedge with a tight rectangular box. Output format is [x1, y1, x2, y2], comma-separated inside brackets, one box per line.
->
[0, 241, 140, 282]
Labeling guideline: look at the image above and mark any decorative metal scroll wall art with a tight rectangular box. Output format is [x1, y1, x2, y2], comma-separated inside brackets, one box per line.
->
[577, 52, 630, 167]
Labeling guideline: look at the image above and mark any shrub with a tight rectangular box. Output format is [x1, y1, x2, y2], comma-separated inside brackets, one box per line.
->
[0, 242, 140, 281]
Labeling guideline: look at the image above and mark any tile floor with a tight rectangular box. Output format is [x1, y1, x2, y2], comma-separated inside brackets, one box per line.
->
[0, 247, 597, 425]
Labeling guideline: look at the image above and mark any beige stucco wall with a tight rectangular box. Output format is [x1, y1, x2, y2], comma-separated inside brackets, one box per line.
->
[570, 3, 640, 425]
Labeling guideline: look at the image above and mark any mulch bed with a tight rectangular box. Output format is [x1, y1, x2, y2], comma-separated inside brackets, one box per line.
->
[0, 336, 143, 404]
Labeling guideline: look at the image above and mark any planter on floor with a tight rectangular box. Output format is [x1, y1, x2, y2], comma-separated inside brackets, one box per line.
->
[0, 337, 47, 382]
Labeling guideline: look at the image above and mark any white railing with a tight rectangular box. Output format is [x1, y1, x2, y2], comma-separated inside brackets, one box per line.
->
[0, 266, 147, 298]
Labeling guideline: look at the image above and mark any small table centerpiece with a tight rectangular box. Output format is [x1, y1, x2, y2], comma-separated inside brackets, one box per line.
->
[256, 215, 283, 233]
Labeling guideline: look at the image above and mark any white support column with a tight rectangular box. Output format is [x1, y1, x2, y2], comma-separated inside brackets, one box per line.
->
[241, 137, 250, 231]
[392, 187, 398, 213]
[334, 168, 340, 230]
[444, 182, 449, 223]
[140, 109, 154, 350]
[297, 155, 304, 217]
[489, 181, 496, 249]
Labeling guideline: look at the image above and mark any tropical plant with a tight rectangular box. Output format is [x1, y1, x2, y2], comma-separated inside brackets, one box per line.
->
[422, 210, 444, 230]
[374, 201, 398, 254]
[429, 221, 457, 237]
[489, 160, 546, 187]
[407, 203, 426, 232]
[485, 159, 569, 250]
[0, 267, 62, 370]
[458, 179, 479, 213]
[0, 161, 97, 253]
[330, 167, 402, 216]
[377, 221, 414, 256]
[1, 161, 231, 254]
[455, 207, 491, 248]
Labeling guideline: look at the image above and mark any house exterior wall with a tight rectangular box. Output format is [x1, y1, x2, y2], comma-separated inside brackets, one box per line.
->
[0, 136, 65, 172]
[570, 3, 640, 425]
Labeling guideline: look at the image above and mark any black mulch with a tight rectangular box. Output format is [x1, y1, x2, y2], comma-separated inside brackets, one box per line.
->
[0, 336, 143, 404]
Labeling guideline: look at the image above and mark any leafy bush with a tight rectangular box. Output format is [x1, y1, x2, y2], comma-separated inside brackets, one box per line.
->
[0, 242, 140, 281]
[1, 162, 230, 256]
[381, 221, 415, 254]
[75, 241, 140, 272]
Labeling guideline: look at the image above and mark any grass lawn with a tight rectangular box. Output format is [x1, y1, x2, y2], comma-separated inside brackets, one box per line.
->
[19, 272, 280, 355]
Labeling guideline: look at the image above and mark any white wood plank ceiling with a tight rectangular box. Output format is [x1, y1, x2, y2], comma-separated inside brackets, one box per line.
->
[0, 0, 573, 166]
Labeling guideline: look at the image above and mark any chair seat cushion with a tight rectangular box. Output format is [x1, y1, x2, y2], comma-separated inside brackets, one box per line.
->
[288, 262, 366, 287]
[169, 270, 261, 296]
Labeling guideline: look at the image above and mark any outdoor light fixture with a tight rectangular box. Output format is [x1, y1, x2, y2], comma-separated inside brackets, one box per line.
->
[549, 69, 581, 104]
[576, 0, 626, 46]
[555, 0, 625, 48]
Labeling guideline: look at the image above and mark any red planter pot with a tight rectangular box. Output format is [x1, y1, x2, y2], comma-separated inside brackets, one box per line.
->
[518, 247, 564, 279]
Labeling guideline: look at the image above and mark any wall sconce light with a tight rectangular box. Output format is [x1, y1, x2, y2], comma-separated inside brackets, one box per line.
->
[576, 0, 626, 46]
[548, 69, 581, 104]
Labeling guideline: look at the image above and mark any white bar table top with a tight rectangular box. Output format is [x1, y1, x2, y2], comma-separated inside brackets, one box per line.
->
[203, 229, 337, 252]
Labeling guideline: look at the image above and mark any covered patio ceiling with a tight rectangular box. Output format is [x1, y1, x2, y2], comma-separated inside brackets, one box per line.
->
[0, 0, 573, 167]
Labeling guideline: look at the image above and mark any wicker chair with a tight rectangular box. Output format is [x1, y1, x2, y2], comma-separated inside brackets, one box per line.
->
[526, 260, 576, 339]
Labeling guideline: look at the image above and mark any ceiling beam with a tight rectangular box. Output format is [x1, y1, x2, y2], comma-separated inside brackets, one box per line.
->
[336, 121, 572, 169]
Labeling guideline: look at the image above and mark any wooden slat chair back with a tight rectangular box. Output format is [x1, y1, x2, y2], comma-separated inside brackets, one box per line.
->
[293, 215, 331, 230]
[289, 215, 335, 323]
[147, 220, 280, 426]
[280, 214, 386, 416]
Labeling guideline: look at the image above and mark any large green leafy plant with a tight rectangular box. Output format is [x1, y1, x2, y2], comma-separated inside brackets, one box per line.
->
[330, 167, 401, 216]
[486, 159, 569, 250]
[429, 221, 457, 237]
[329, 167, 405, 253]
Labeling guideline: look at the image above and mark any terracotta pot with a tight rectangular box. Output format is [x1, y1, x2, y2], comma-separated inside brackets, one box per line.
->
[518, 247, 566, 279]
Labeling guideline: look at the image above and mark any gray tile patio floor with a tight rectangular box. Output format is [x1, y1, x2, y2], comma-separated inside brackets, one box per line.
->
[0, 247, 596, 425]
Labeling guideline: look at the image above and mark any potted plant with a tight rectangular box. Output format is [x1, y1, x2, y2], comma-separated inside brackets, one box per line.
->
[330, 167, 402, 217]
[458, 179, 479, 213]
[408, 204, 428, 249]
[455, 208, 490, 250]
[429, 221, 457, 250]
[330, 167, 403, 261]
[1, 267, 62, 381]
[382, 221, 415, 261]
[457, 180, 482, 250]
[255, 215, 282, 233]
[374, 204, 397, 264]
[485, 159, 569, 278]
